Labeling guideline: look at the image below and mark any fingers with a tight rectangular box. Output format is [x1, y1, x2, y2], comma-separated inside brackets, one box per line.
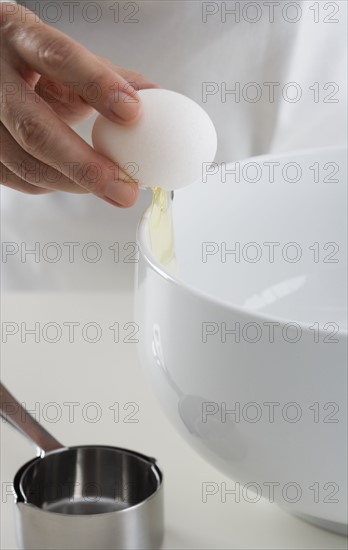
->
[0, 162, 53, 195]
[0, 123, 87, 193]
[3, 4, 142, 125]
[1, 66, 139, 206]
[35, 75, 95, 126]
[98, 57, 161, 92]
[0, 3, 156, 206]
[34, 61, 160, 126]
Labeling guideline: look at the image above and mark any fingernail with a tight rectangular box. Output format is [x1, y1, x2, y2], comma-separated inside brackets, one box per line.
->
[109, 92, 142, 122]
[104, 180, 138, 207]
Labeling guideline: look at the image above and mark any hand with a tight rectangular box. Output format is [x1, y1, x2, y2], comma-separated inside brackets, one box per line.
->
[0, 2, 159, 207]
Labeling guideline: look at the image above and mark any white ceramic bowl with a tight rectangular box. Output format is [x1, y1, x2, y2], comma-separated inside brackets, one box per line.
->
[136, 148, 347, 533]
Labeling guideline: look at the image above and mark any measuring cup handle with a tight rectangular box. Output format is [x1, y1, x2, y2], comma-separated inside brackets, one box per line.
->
[0, 382, 64, 455]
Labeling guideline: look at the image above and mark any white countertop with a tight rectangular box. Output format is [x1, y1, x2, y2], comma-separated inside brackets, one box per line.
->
[1, 292, 347, 550]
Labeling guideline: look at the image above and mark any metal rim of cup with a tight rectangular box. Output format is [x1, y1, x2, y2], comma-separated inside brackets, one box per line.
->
[14, 445, 163, 516]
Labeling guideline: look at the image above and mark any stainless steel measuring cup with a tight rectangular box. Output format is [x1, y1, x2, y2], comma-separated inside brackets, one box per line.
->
[0, 383, 164, 550]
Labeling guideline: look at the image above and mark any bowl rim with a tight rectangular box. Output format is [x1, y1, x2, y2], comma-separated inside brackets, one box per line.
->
[136, 146, 347, 336]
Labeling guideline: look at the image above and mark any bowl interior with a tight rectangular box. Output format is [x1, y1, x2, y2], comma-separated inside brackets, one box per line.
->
[152, 148, 347, 328]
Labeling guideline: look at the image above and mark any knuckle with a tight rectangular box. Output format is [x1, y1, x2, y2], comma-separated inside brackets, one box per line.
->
[15, 112, 51, 155]
[37, 35, 74, 72]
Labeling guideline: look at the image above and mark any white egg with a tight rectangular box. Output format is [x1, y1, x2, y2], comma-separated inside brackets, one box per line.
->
[92, 89, 217, 191]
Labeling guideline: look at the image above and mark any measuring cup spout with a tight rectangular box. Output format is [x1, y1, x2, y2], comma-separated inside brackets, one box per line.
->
[0, 383, 63, 456]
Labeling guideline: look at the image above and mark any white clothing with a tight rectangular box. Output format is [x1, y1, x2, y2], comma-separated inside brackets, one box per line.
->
[1, 0, 347, 290]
